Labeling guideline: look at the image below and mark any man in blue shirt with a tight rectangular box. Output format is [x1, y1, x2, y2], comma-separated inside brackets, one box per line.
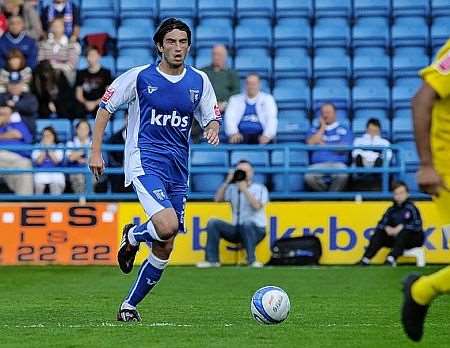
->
[305, 103, 353, 191]
[0, 103, 33, 194]
[89, 18, 221, 322]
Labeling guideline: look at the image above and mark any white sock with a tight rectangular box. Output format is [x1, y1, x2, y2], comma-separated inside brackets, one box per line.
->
[128, 226, 138, 246]
[148, 253, 169, 270]
[146, 220, 163, 242]
[121, 301, 136, 310]
[362, 257, 370, 264]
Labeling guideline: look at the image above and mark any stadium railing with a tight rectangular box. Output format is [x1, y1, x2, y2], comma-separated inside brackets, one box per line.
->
[0, 143, 427, 201]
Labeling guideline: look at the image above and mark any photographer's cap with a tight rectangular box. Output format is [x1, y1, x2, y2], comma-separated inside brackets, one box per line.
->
[8, 72, 22, 84]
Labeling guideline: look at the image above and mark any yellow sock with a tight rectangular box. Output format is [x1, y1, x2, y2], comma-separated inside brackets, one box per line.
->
[411, 266, 450, 305]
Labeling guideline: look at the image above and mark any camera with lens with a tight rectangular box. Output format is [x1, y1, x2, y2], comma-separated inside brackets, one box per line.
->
[230, 169, 247, 183]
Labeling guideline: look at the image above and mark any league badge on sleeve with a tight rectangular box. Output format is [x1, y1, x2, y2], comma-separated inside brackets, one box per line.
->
[101, 86, 115, 103]
[435, 51, 450, 75]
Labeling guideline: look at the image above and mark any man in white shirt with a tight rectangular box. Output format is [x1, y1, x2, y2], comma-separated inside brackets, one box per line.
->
[197, 160, 268, 268]
[225, 74, 277, 144]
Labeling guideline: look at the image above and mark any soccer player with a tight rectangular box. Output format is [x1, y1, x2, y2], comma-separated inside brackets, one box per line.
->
[88, 18, 221, 321]
[401, 38, 450, 341]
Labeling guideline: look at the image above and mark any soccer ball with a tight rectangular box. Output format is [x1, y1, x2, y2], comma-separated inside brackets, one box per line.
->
[250, 286, 290, 324]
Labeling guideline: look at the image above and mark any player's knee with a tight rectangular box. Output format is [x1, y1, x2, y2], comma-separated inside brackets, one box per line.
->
[155, 219, 179, 240]
[207, 219, 220, 231]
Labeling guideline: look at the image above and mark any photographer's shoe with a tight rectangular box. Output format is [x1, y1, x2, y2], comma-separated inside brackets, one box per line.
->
[196, 261, 220, 268]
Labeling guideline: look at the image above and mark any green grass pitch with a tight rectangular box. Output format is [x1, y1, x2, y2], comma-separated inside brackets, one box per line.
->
[0, 265, 448, 347]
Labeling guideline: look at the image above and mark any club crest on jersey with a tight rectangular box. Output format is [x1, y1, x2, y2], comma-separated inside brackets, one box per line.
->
[189, 89, 200, 103]
[147, 85, 158, 94]
[152, 189, 166, 201]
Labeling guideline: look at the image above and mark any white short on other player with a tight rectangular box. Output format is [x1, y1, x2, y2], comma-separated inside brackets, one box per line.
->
[250, 286, 290, 324]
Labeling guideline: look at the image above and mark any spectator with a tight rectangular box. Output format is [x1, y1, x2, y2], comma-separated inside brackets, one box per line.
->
[359, 181, 424, 267]
[32, 126, 65, 194]
[32, 59, 74, 118]
[225, 74, 277, 144]
[0, 72, 38, 135]
[197, 160, 268, 268]
[3, 0, 43, 40]
[40, 0, 79, 42]
[0, 103, 33, 194]
[352, 118, 393, 191]
[0, 15, 38, 69]
[66, 119, 91, 193]
[0, 48, 32, 93]
[74, 46, 112, 118]
[38, 17, 81, 85]
[305, 103, 353, 191]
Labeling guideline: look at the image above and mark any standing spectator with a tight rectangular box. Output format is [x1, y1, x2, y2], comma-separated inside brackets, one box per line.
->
[0, 48, 32, 93]
[66, 119, 91, 193]
[225, 74, 277, 144]
[3, 0, 43, 40]
[32, 126, 65, 194]
[40, 0, 79, 42]
[38, 17, 81, 85]
[359, 181, 424, 267]
[0, 15, 38, 69]
[32, 59, 74, 118]
[197, 160, 268, 268]
[74, 46, 112, 118]
[0, 103, 33, 194]
[0, 72, 38, 135]
[305, 103, 353, 191]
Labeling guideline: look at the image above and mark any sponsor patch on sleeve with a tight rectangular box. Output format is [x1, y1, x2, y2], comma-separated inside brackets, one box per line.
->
[435, 51, 450, 75]
[101, 87, 115, 103]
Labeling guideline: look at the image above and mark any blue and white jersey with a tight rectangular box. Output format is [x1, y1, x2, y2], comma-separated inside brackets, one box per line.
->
[99, 64, 221, 187]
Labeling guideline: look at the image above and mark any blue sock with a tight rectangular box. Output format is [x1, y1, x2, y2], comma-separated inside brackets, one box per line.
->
[123, 254, 169, 307]
[129, 219, 162, 245]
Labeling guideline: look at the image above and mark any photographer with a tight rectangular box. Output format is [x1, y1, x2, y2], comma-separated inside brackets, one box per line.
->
[197, 160, 268, 268]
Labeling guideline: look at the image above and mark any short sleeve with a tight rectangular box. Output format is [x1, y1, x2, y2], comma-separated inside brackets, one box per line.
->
[98, 65, 148, 114]
[193, 69, 221, 128]
[259, 185, 269, 205]
[420, 40, 450, 99]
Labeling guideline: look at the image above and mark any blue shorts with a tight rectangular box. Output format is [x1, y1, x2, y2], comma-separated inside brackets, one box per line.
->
[132, 174, 187, 232]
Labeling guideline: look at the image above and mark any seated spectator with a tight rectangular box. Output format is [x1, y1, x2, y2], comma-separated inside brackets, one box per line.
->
[191, 44, 240, 143]
[0, 15, 38, 69]
[305, 103, 353, 191]
[40, 0, 80, 42]
[225, 74, 277, 144]
[32, 59, 74, 118]
[0, 48, 32, 93]
[359, 181, 424, 267]
[32, 126, 65, 194]
[38, 17, 81, 85]
[66, 119, 91, 194]
[74, 46, 112, 118]
[0, 72, 38, 135]
[0, 103, 33, 194]
[3, 0, 43, 40]
[352, 118, 393, 191]
[197, 160, 268, 268]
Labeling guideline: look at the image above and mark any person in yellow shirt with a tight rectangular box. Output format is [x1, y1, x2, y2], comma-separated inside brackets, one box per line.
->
[401, 39, 450, 342]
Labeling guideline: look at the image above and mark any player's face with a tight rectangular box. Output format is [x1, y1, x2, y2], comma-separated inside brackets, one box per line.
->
[237, 162, 254, 182]
[393, 186, 409, 204]
[159, 29, 190, 68]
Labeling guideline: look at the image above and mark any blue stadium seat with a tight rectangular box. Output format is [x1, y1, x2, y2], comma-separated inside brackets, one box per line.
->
[191, 150, 228, 192]
[392, 86, 417, 112]
[392, 117, 414, 142]
[394, 77, 422, 90]
[273, 86, 309, 111]
[402, 172, 419, 192]
[278, 109, 308, 120]
[313, 24, 350, 53]
[276, 0, 312, 21]
[78, 56, 116, 76]
[353, 86, 390, 114]
[198, 0, 234, 20]
[116, 55, 154, 75]
[120, 0, 156, 20]
[274, 56, 311, 80]
[393, 108, 412, 120]
[391, 22, 428, 51]
[398, 141, 420, 169]
[352, 117, 391, 139]
[81, 0, 115, 20]
[276, 47, 309, 60]
[312, 86, 350, 117]
[431, 21, 450, 51]
[353, 55, 390, 86]
[80, 19, 117, 39]
[36, 119, 72, 143]
[313, 56, 350, 87]
[314, 0, 352, 21]
[236, 0, 274, 22]
[432, 0, 450, 18]
[274, 23, 311, 51]
[234, 55, 271, 80]
[353, 0, 390, 20]
[117, 24, 154, 50]
[195, 24, 233, 51]
[392, 0, 429, 19]
[271, 149, 308, 192]
[276, 116, 310, 143]
[274, 78, 308, 89]
[231, 150, 269, 167]
[352, 24, 389, 56]
[235, 23, 272, 52]
[118, 47, 153, 61]
[159, 0, 196, 20]
[112, 117, 125, 134]
[392, 55, 429, 84]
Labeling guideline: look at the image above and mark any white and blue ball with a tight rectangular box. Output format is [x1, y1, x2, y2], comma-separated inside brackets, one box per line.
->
[250, 286, 290, 324]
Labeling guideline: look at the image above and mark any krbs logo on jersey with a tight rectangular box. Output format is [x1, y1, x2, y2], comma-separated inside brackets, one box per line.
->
[189, 89, 200, 104]
[150, 109, 189, 128]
